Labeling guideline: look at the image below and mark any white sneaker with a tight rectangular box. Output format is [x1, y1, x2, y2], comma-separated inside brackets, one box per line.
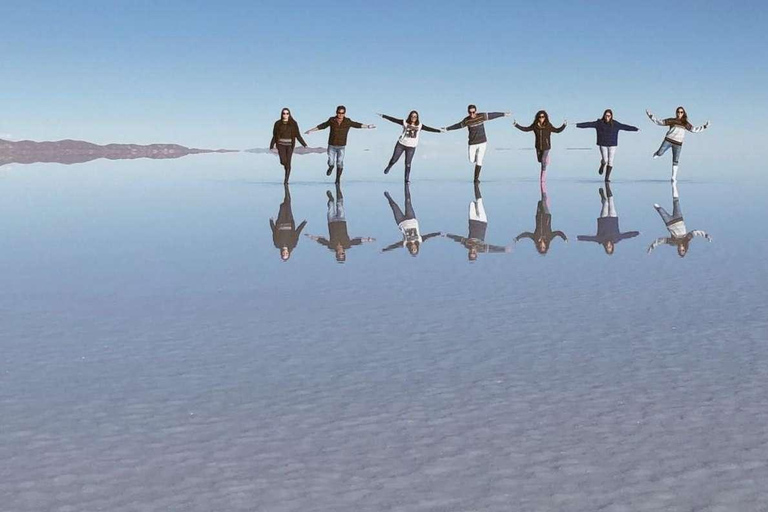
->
[652, 154, 659, 159]
[653, 203, 660, 208]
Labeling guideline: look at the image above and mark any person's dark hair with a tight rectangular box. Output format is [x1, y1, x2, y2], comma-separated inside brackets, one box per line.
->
[669, 106, 692, 129]
[536, 238, 551, 255]
[406, 110, 420, 126]
[534, 110, 551, 127]
[336, 105, 346, 114]
[602, 109, 614, 124]
[467, 104, 477, 112]
[602, 241, 615, 255]
[279, 107, 297, 127]
[407, 241, 420, 256]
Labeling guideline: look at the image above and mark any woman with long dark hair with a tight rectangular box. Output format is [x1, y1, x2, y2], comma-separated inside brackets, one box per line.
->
[378, 110, 441, 182]
[576, 109, 638, 181]
[270, 107, 308, 183]
[647, 106, 710, 181]
[514, 110, 566, 177]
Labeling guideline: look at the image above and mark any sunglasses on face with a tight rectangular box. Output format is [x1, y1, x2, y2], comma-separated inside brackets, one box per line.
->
[337, 112, 345, 115]
[282, 112, 290, 116]
[677, 110, 684, 114]
[538, 115, 546, 119]
[468, 110, 476, 114]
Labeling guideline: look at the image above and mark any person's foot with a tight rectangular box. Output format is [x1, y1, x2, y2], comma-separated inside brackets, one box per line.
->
[326, 166, 334, 176]
[384, 191, 392, 200]
[384, 166, 391, 174]
[326, 190, 334, 201]
[653, 203, 660, 209]
[652, 153, 659, 159]
[599, 162, 605, 175]
[599, 187, 606, 201]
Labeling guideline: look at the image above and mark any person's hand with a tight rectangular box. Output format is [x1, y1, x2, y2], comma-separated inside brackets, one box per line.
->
[504, 112, 512, 117]
[368, 124, 376, 129]
[304, 130, 310, 135]
[563, 119, 568, 125]
[646, 109, 652, 117]
[704, 121, 711, 129]
[376, 113, 383, 117]
[440, 127, 447, 133]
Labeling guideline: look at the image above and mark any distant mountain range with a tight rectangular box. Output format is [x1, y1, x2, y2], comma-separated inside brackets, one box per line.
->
[0, 139, 238, 167]
[246, 146, 326, 155]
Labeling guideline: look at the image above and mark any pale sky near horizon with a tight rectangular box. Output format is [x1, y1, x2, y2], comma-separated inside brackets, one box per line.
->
[2, 0, 767, 162]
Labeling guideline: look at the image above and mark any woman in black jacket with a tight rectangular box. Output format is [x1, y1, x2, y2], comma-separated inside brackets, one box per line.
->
[514, 110, 566, 178]
[270, 108, 308, 183]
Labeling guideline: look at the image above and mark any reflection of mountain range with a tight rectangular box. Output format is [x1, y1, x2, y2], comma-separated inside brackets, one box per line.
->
[0, 139, 238, 166]
[246, 147, 326, 155]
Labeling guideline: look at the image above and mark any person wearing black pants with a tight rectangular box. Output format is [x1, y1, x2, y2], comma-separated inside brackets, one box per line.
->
[269, 108, 308, 183]
[378, 111, 441, 182]
[515, 178, 567, 255]
[382, 183, 441, 255]
[269, 184, 307, 261]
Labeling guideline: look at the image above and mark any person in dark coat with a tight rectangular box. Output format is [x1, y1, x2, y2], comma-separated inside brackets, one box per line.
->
[577, 183, 639, 255]
[269, 184, 307, 261]
[576, 109, 638, 181]
[269, 108, 308, 183]
[514, 110, 566, 178]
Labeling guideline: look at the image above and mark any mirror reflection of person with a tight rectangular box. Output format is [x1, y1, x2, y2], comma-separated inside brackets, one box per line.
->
[381, 183, 440, 256]
[304, 105, 376, 184]
[442, 105, 511, 182]
[305, 184, 375, 263]
[269, 184, 307, 261]
[513, 110, 566, 179]
[515, 179, 567, 255]
[269, 107, 308, 184]
[444, 182, 511, 261]
[647, 106, 710, 181]
[648, 181, 711, 257]
[378, 111, 442, 182]
[576, 183, 639, 255]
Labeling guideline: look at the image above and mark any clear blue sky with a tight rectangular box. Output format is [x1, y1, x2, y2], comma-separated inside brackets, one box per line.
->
[2, 0, 766, 155]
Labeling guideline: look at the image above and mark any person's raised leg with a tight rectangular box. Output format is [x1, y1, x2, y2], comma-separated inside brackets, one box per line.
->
[385, 143, 404, 174]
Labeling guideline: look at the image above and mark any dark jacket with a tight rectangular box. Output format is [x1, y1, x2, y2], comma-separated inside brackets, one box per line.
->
[576, 119, 638, 147]
[577, 217, 639, 245]
[514, 122, 566, 151]
[316, 117, 364, 147]
[270, 120, 307, 149]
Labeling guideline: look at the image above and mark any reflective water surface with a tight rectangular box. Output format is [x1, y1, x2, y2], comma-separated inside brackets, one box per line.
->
[1, 153, 767, 511]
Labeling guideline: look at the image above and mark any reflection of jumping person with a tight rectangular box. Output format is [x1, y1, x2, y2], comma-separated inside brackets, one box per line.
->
[269, 108, 308, 184]
[443, 105, 511, 182]
[576, 109, 638, 181]
[577, 183, 639, 255]
[648, 181, 711, 257]
[445, 182, 510, 261]
[378, 111, 441, 182]
[515, 179, 567, 255]
[382, 183, 441, 256]
[514, 111, 566, 178]
[305, 184, 375, 262]
[305, 106, 375, 183]
[647, 107, 710, 181]
[269, 184, 307, 261]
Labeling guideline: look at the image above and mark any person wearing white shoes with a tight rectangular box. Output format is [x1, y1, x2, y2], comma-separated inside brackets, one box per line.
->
[648, 181, 712, 257]
[647, 106, 710, 181]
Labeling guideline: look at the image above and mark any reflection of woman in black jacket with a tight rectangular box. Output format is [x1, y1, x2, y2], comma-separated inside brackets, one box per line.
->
[515, 179, 567, 255]
[269, 107, 308, 183]
[514, 110, 566, 177]
[269, 184, 306, 261]
[577, 184, 639, 255]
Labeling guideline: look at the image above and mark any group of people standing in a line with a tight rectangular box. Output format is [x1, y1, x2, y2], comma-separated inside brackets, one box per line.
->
[270, 105, 710, 184]
[269, 180, 711, 263]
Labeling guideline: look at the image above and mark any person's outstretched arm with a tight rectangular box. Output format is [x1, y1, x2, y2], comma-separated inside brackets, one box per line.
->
[513, 121, 534, 132]
[444, 234, 466, 244]
[576, 120, 598, 129]
[553, 230, 568, 241]
[689, 230, 712, 241]
[576, 235, 600, 242]
[421, 232, 442, 242]
[617, 230, 640, 240]
[269, 218, 277, 234]
[516, 232, 535, 241]
[647, 237, 670, 253]
[486, 112, 512, 121]
[421, 124, 442, 133]
[270, 123, 278, 150]
[377, 113, 403, 125]
[349, 119, 375, 129]
[305, 119, 330, 134]
[689, 121, 710, 133]
[295, 124, 308, 147]
[305, 234, 331, 247]
[615, 121, 639, 132]
[646, 110, 667, 126]
[381, 241, 403, 252]
[444, 118, 467, 131]
[552, 121, 567, 133]
[295, 220, 308, 237]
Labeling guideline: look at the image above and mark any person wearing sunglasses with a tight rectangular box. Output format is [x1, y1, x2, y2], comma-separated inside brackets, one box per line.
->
[305, 106, 375, 183]
[381, 183, 441, 256]
[576, 183, 639, 255]
[269, 184, 307, 261]
[648, 181, 711, 257]
[647, 106, 710, 181]
[269, 108, 308, 184]
[514, 110, 566, 178]
[575, 109, 638, 181]
[515, 178, 567, 255]
[444, 182, 511, 261]
[442, 105, 511, 182]
[378, 110, 442, 182]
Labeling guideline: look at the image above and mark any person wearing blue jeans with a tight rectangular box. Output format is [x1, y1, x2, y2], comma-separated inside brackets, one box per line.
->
[305, 105, 375, 183]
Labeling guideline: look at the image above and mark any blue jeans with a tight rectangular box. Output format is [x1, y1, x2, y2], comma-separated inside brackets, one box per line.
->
[655, 140, 682, 165]
[327, 145, 345, 169]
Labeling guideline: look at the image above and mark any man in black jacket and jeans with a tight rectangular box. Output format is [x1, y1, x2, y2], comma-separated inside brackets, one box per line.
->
[305, 105, 375, 183]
